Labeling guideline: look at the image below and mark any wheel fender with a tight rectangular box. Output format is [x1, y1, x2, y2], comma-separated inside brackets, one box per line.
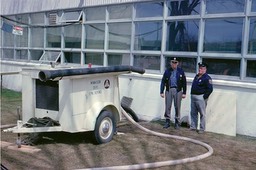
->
[83, 102, 119, 131]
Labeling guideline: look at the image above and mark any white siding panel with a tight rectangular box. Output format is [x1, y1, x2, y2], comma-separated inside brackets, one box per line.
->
[1, 0, 150, 15]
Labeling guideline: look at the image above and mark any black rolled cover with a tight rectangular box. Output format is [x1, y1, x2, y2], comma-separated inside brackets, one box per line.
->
[39, 65, 145, 82]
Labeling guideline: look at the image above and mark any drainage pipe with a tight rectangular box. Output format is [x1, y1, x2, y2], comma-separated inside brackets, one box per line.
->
[81, 107, 213, 170]
[39, 65, 145, 82]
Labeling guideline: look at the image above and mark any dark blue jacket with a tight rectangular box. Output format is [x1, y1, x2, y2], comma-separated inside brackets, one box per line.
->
[160, 67, 187, 94]
[191, 73, 213, 99]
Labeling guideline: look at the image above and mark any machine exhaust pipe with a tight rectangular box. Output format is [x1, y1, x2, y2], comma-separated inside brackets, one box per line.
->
[38, 65, 145, 82]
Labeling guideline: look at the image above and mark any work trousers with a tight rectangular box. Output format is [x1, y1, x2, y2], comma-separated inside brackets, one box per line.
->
[190, 94, 208, 131]
[164, 88, 183, 124]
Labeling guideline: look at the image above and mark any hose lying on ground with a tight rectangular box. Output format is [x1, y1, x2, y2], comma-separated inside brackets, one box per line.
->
[81, 107, 214, 170]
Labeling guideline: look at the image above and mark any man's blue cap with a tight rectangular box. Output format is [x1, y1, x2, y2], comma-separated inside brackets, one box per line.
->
[198, 62, 208, 68]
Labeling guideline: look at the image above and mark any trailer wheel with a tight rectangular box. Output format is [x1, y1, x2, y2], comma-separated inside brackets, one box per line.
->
[94, 111, 116, 144]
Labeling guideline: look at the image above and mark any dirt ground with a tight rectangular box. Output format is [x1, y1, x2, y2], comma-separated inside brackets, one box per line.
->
[1, 89, 256, 170]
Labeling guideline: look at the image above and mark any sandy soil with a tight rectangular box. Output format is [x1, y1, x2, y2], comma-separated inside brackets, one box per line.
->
[1, 89, 256, 170]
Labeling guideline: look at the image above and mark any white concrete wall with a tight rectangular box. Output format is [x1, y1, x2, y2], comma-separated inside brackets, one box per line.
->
[119, 73, 256, 137]
[1, 62, 256, 137]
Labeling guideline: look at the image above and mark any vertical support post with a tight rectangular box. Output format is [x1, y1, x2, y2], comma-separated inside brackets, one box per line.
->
[16, 107, 21, 148]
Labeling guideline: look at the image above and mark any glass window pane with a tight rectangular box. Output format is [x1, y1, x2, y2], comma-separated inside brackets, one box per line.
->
[84, 53, 104, 66]
[85, 24, 105, 49]
[135, 2, 163, 18]
[30, 50, 43, 60]
[64, 52, 81, 64]
[134, 55, 160, 70]
[206, 0, 245, 14]
[204, 18, 243, 53]
[252, 0, 256, 12]
[108, 4, 132, 20]
[167, 0, 201, 16]
[166, 20, 199, 52]
[31, 13, 44, 24]
[2, 49, 14, 59]
[247, 60, 256, 78]
[108, 23, 131, 50]
[60, 11, 82, 22]
[16, 14, 29, 26]
[39, 51, 61, 62]
[86, 7, 105, 21]
[135, 21, 162, 51]
[46, 27, 61, 48]
[3, 31, 14, 47]
[108, 54, 130, 66]
[2, 17, 15, 47]
[64, 24, 81, 48]
[16, 49, 28, 60]
[16, 27, 28, 47]
[203, 58, 240, 76]
[248, 18, 256, 54]
[165, 57, 197, 73]
[31, 28, 44, 47]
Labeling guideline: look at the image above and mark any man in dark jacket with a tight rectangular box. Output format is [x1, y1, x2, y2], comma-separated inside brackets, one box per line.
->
[160, 57, 187, 129]
[190, 62, 213, 133]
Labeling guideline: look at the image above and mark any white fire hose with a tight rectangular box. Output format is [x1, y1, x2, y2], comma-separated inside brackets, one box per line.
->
[81, 107, 213, 170]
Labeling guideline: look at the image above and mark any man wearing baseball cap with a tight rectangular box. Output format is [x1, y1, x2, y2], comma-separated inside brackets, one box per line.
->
[190, 62, 213, 133]
[160, 57, 187, 129]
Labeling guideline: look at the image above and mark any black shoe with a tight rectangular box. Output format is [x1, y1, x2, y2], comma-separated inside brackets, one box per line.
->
[197, 130, 204, 134]
[163, 123, 170, 129]
[163, 119, 170, 129]
[174, 124, 180, 129]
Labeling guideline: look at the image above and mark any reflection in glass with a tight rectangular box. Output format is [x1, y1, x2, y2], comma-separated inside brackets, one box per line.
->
[64, 52, 81, 64]
[16, 50, 28, 60]
[134, 55, 160, 70]
[247, 60, 256, 78]
[85, 24, 105, 49]
[165, 57, 197, 73]
[30, 50, 43, 60]
[86, 7, 105, 21]
[108, 23, 131, 50]
[39, 51, 61, 62]
[135, 21, 162, 51]
[108, 4, 132, 19]
[16, 14, 28, 26]
[46, 27, 61, 48]
[166, 20, 199, 52]
[167, 0, 201, 16]
[16, 27, 28, 47]
[60, 11, 82, 22]
[64, 24, 81, 48]
[31, 13, 44, 24]
[206, 0, 244, 14]
[204, 18, 243, 53]
[203, 58, 240, 76]
[2, 49, 14, 59]
[31, 28, 44, 47]
[3, 31, 14, 47]
[2, 17, 16, 47]
[135, 2, 163, 18]
[252, 0, 256, 12]
[84, 53, 104, 66]
[248, 18, 256, 54]
[108, 54, 130, 66]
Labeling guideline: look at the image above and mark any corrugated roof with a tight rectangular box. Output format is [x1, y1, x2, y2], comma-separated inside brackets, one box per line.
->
[1, 0, 151, 15]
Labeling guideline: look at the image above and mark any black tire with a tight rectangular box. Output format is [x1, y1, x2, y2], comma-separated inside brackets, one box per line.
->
[94, 110, 116, 144]
[121, 104, 139, 122]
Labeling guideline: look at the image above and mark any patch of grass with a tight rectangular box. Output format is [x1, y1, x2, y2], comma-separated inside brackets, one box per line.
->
[1, 88, 21, 101]
[1, 88, 22, 125]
